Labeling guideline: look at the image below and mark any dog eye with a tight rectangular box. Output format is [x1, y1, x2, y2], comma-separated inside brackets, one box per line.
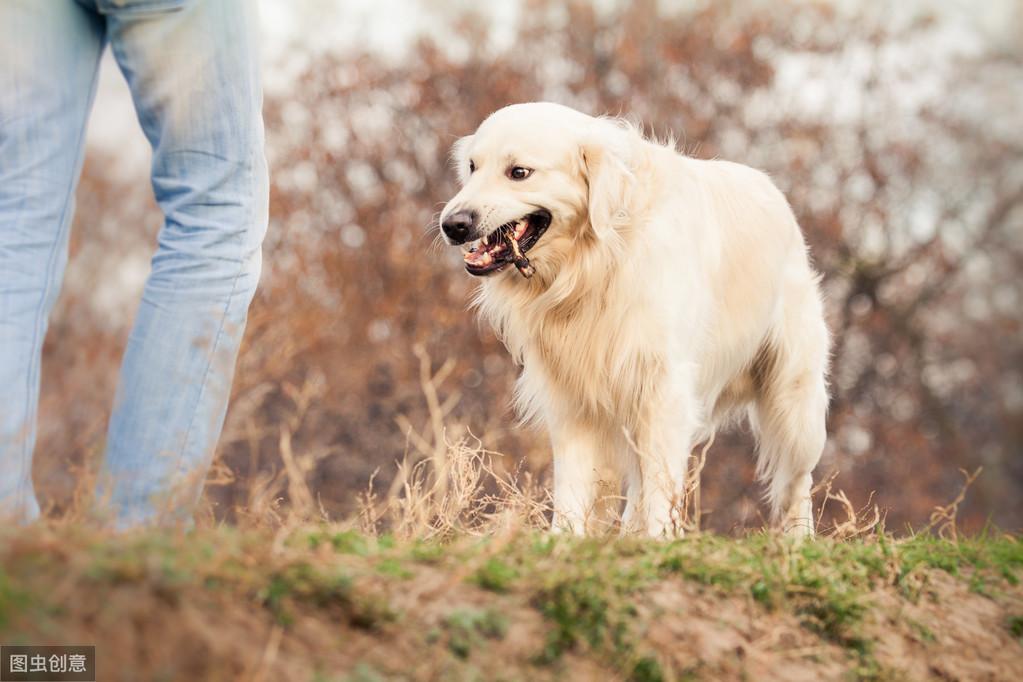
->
[507, 166, 533, 181]
[468, 160, 476, 174]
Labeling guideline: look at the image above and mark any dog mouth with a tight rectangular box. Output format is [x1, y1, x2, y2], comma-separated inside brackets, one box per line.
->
[463, 209, 552, 277]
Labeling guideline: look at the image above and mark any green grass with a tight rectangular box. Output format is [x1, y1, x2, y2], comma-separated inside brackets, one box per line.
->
[0, 569, 32, 632]
[1009, 614, 1023, 640]
[472, 556, 519, 593]
[0, 526, 1019, 681]
[443, 607, 509, 658]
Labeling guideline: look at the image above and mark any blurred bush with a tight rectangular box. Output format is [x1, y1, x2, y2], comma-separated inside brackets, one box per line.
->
[36, 0, 1023, 532]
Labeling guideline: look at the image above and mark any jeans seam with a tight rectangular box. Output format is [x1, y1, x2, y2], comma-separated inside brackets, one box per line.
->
[18, 51, 104, 515]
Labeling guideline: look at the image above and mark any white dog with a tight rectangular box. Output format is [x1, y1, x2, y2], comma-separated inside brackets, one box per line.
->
[440, 103, 830, 537]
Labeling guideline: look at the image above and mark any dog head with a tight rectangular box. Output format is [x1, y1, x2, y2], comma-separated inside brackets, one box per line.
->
[440, 102, 637, 279]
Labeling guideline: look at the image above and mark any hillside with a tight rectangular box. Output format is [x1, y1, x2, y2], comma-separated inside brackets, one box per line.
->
[1, 526, 1020, 681]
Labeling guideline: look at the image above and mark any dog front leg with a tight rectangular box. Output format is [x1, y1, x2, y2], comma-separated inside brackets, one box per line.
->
[549, 420, 605, 535]
[624, 393, 694, 538]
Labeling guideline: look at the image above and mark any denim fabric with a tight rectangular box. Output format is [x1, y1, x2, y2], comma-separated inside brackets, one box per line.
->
[0, 0, 268, 527]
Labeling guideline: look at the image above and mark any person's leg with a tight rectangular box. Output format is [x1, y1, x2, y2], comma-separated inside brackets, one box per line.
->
[0, 1, 106, 522]
[95, 0, 268, 527]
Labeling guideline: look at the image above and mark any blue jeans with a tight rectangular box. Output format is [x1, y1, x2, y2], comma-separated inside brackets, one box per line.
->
[0, 0, 267, 527]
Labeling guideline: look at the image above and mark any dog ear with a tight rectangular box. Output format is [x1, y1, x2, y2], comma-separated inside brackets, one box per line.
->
[581, 122, 636, 240]
[451, 135, 474, 186]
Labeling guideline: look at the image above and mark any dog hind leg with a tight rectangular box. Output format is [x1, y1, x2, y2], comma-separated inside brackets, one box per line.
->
[751, 282, 830, 538]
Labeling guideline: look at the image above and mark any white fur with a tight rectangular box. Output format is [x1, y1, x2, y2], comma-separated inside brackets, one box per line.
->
[441, 103, 830, 537]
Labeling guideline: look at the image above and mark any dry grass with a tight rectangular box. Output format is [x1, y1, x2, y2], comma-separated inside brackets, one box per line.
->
[42, 341, 985, 551]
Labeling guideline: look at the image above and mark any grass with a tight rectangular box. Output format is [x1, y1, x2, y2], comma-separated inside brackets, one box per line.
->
[442, 607, 509, 658]
[1009, 614, 1023, 640]
[0, 524, 1020, 681]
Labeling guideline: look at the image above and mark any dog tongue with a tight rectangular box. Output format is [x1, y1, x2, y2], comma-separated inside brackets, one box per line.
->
[464, 247, 493, 267]
[464, 233, 504, 267]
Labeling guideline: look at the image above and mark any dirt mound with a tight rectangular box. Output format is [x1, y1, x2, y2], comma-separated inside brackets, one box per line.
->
[1, 527, 1020, 681]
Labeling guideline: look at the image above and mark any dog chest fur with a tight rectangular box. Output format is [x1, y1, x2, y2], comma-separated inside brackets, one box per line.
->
[480, 260, 665, 431]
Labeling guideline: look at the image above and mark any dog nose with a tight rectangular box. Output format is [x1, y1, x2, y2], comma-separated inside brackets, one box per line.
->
[442, 209, 477, 243]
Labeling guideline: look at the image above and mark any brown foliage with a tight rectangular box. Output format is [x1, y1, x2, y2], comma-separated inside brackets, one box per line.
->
[35, 1, 1023, 533]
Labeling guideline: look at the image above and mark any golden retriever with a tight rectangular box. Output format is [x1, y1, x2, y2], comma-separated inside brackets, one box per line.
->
[440, 102, 830, 537]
